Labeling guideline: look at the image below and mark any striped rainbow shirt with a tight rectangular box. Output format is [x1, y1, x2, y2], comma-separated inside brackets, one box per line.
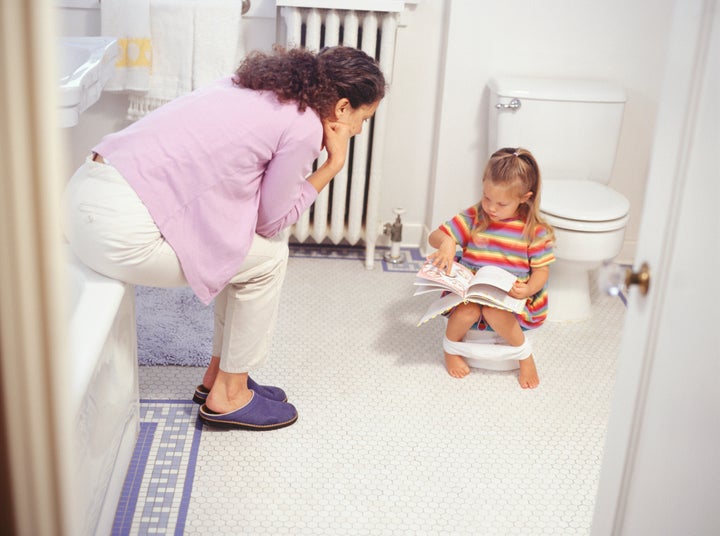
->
[439, 203, 555, 329]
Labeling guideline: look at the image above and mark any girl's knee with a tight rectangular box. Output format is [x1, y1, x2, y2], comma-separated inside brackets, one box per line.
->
[482, 306, 521, 332]
[452, 302, 482, 323]
[481, 305, 510, 322]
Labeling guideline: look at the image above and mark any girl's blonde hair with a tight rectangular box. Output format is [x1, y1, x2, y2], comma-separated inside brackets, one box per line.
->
[477, 147, 555, 242]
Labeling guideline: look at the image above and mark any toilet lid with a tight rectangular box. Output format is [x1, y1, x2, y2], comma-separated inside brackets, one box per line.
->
[540, 179, 630, 231]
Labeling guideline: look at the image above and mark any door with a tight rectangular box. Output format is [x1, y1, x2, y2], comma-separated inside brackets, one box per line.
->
[591, 0, 720, 534]
[0, 0, 76, 534]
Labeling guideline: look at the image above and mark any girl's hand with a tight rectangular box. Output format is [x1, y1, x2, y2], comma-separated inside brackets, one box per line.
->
[322, 120, 353, 171]
[509, 280, 531, 299]
[427, 248, 456, 275]
[427, 229, 458, 274]
[511, 266, 548, 300]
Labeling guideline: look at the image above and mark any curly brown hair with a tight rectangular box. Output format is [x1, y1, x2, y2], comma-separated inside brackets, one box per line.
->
[233, 45, 386, 118]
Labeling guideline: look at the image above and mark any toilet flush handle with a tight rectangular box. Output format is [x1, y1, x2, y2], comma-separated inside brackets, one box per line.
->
[495, 98, 522, 110]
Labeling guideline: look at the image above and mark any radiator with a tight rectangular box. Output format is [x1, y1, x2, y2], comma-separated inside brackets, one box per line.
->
[276, 2, 400, 269]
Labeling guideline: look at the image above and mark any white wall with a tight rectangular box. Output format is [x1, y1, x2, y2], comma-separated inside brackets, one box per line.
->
[426, 0, 674, 262]
[374, 1, 447, 247]
[57, 0, 674, 263]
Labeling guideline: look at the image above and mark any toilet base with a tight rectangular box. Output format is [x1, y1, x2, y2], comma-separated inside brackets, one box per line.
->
[546, 261, 593, 323]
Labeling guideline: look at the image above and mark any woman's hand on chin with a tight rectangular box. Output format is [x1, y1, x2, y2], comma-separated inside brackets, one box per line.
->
[322, 120, 352, 171]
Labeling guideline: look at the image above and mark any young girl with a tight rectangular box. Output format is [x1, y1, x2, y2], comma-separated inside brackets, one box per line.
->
[427, 147, 555, 388]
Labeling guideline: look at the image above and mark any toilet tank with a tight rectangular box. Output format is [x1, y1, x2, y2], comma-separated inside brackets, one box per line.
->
[487, 77, 626, 184]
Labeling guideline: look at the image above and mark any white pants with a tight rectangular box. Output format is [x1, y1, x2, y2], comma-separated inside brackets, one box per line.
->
[63, 157, 289, 373]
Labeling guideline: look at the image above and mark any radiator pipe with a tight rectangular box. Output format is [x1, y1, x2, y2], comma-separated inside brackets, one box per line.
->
[383, 208, 405, 264]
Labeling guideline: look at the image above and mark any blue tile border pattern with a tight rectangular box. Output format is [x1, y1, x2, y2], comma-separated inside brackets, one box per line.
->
[113, 422, 156, 535]
[381, 247, 426, 273]
[113, 400, 202, 536]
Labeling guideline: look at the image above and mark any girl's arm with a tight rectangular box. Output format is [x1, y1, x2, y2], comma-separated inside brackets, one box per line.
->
[509, 266, 549, 299]
[427, 229, 458, 274]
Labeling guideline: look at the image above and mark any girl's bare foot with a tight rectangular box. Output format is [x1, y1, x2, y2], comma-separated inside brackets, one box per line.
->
[518, 354, 539, 389]
[444, 352, 470, 378]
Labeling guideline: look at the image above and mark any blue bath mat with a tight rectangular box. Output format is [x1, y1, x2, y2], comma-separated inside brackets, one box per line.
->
[135, 286, 212, 366]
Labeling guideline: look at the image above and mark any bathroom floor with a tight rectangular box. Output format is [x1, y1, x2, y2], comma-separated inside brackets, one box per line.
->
[115, 246, 625, 535]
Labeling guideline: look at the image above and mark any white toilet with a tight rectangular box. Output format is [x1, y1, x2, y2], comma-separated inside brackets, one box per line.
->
[488, 77, 630, 322]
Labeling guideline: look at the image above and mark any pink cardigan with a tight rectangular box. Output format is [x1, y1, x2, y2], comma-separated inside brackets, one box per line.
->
[94, 78, 322, 304]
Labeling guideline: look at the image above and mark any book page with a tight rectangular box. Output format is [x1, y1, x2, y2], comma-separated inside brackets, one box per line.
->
[417, 293, 463, 325]
[468, 265, 517, 292]
[413, 285, 449, 296]
[417, 286, 525, 326]
[465, 285, 526, 313]
[414, 262, 474, 297]
[415, 262, 527, 326]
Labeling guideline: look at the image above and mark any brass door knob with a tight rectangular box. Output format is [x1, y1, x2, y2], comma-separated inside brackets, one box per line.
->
[625, 262, 651, 296]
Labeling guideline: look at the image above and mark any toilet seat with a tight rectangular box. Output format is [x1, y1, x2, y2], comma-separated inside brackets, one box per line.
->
[541, 212, 629, 232]
[540, 179, 630, 232]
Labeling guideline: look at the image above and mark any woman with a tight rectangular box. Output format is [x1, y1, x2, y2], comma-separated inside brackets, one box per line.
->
[63, 46, 386, 430]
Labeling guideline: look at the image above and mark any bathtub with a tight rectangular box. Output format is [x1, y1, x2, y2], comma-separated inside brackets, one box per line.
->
[67, 250, 139, 536]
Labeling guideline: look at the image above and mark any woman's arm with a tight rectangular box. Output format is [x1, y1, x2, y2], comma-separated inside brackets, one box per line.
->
[256, 119, 352, 237]
[306, 120, 353, 193]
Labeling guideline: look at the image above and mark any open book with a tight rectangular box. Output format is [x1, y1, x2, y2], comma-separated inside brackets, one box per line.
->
[414, 261, 526, 325]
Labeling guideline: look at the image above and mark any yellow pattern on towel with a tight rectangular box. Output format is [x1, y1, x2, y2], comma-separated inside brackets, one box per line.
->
[115, 38, 153, 69]
[127, 0, 245, 121]
[101, 0, 152, 92]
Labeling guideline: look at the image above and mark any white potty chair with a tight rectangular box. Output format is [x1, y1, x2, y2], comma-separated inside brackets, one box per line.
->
[443, 328, 537, 371]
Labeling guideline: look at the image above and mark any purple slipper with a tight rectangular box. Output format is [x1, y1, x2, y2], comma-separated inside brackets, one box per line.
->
[198, 393, 298, 431]
[192, 377, 288, 404]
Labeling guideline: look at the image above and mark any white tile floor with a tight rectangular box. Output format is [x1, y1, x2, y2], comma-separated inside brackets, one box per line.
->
[123, 247, 625, 535]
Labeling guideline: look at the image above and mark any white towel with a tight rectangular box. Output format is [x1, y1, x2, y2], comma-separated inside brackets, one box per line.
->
[101, 0, 152, 92]
[128, 0, 194, 120]
[193, 0, 246, 89]
[128, 0, 245, 120]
